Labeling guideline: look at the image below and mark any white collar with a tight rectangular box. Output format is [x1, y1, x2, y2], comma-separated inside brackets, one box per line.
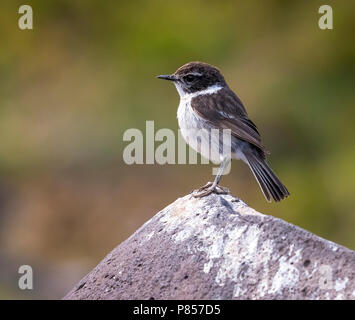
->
[175, 84, 223, 102]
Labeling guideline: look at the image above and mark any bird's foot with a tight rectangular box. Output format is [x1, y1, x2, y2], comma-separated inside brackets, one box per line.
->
[191, 182, 230, 198]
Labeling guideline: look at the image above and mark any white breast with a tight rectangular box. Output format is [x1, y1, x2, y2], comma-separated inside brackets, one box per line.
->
[176, 85, 224, 163]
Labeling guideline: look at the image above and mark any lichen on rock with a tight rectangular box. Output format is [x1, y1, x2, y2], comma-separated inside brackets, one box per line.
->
[64, 192, 355, 300]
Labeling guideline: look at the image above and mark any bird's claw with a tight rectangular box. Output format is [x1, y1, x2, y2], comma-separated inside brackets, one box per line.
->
[191, 182, 230, 198]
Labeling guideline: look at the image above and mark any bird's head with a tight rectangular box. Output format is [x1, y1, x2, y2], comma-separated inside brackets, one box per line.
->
[157, 62, 227, 97]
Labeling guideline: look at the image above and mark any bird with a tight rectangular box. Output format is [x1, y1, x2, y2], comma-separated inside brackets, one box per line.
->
[157, 61, 289, 202]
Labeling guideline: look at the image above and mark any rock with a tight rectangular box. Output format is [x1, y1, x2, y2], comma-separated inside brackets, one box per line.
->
[64, 192, 355, 300]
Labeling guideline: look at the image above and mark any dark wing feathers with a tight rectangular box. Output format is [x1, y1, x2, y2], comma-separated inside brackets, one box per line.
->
[191, 87, 268, 155]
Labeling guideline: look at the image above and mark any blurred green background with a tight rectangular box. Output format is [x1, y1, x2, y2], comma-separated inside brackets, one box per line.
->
[0, 0, 354, 299]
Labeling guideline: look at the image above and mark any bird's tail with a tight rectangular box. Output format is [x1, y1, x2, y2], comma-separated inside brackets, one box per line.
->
[245, 153, 289, 202]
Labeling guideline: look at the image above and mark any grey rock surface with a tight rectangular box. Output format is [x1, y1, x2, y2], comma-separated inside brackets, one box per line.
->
[64, 192, 355, 300]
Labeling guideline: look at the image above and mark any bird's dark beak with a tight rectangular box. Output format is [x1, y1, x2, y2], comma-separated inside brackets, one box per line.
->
[156, 74, 177, 81]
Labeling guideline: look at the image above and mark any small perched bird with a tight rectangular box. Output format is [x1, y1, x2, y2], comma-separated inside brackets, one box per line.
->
[157, 62, 289, 202]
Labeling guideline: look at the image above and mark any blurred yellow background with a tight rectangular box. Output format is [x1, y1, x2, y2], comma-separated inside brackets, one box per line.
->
[0, 0, 354, 299]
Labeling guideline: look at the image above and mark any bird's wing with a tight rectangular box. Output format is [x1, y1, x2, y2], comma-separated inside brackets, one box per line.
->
[190, 87, 268, 155]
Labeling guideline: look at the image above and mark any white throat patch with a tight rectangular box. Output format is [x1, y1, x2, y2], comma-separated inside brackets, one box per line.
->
[174, 84, 223, 102]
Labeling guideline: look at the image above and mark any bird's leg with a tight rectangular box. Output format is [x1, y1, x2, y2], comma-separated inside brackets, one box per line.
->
[192, 157, 231, 198]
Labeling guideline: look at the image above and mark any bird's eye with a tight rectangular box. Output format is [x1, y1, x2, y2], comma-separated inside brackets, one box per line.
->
[184, 74, 196, 83]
